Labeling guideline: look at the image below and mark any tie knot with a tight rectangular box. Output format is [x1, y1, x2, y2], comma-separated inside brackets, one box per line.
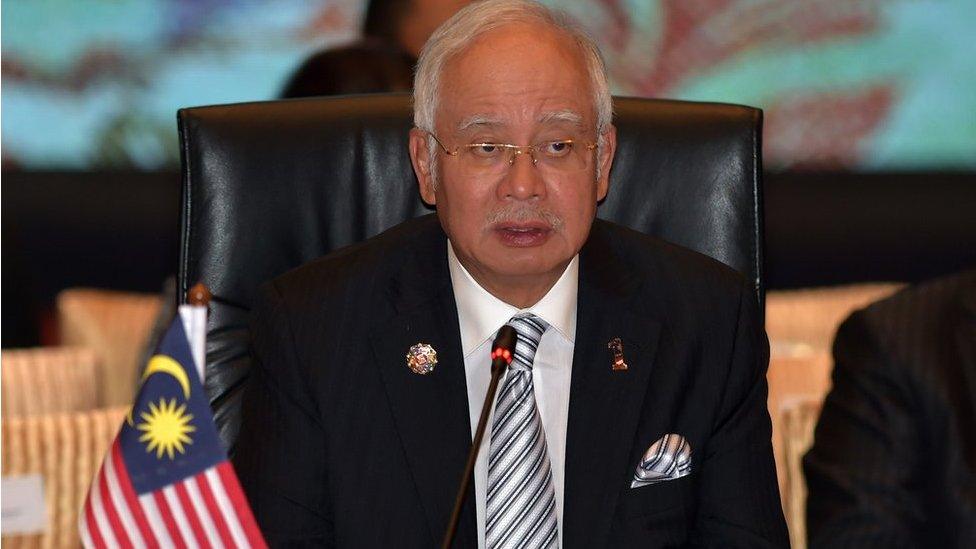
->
[504, 313, 549, 371]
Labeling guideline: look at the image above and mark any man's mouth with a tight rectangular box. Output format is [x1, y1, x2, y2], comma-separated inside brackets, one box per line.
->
[493, 223, 552, 247]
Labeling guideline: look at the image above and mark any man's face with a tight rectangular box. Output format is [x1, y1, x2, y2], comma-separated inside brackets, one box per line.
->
[409, 23, 616, 302]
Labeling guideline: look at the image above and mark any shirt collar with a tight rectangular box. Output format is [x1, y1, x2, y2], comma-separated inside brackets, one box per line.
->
[448, 240, 578, 357]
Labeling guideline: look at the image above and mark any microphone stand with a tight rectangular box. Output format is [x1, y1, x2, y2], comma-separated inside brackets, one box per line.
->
[441, 325, 517, 549]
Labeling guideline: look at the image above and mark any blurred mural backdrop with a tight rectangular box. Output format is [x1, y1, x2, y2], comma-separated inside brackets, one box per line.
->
[4, 0, 975, 172]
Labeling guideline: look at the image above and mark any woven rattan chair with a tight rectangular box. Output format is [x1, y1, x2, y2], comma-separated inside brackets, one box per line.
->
[766, 351, 831, 509]
[57, 288, 162, 407]
[779, 398, 823, 549]
[1, 406, 127, 549]
[1, 347, 99, 417]
[765, 283, 902, 356]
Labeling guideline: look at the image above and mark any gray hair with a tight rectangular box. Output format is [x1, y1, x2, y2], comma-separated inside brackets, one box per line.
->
[413, 0, 613, 181]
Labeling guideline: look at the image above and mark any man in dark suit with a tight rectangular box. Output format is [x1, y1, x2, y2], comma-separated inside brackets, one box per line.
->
[234, 1, 787, 547]
[804, 268, 976, 547]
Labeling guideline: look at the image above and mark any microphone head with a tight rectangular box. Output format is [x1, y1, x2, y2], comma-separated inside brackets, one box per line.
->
[490, 325, 518, 367]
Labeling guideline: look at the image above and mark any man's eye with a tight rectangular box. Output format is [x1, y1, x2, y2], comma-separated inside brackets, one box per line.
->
[542, 141, 574, 157]
[470, 144, 502, 158]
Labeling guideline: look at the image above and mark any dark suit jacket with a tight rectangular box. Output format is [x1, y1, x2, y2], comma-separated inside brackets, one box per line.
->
[804, 268, 976, 548]
[234, 214, 787, 547]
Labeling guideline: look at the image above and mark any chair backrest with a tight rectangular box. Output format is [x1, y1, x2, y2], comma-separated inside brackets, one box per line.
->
[57, 288, 163, 407]
[178, 93, 764, 450]
[1, 347, 99, 417]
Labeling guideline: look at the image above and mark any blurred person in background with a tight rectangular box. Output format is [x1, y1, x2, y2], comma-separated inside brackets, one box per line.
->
[804, 268, 976, 547]
[281, 0, 470, 97]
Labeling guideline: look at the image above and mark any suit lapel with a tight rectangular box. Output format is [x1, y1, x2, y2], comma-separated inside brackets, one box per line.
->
[563, 222, 663, 548]
[370, 227, 478, 548]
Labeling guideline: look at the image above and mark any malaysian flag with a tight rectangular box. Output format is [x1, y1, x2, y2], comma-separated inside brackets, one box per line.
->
[80, 306, 266, 548]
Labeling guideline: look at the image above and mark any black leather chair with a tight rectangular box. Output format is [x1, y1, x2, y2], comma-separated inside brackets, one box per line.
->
[177, 93, 764, 451]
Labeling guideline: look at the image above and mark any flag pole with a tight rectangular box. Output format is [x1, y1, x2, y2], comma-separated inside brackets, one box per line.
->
[181, 282, 211, 383]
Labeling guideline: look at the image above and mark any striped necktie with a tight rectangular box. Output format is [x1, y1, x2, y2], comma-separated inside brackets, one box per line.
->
[486, 313, 558, 549]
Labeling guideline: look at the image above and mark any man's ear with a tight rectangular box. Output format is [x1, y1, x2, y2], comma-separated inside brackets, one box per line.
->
[596, 124, 617, 202]
[409, 128, 437, 205]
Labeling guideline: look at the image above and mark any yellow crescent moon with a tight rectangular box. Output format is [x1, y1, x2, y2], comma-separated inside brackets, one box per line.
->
[126, 355, 191, 426]
[143, 355, 191, 397]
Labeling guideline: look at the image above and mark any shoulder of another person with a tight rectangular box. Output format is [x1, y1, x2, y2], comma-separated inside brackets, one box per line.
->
[859, 268, 976, 325]
[847, 267, 976, 367]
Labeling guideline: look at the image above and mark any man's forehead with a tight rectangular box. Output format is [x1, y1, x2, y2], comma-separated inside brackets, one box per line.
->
[435, 21, 595, 135]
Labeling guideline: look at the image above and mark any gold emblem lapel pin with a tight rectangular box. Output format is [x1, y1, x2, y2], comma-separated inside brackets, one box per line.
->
[608, 337, 628, 371]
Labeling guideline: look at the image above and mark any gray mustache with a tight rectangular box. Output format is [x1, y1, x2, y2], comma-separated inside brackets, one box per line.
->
[485, 206, 564, 230]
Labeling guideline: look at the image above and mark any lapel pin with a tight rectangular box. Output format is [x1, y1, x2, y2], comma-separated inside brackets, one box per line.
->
[406, 343, 438, 375]
[608, 337, 628, 371]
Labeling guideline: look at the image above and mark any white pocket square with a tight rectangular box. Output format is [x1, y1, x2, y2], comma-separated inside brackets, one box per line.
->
[630, 433, 692, 488]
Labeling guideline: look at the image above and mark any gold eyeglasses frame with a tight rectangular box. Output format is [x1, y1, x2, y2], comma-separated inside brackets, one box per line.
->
[426, 131, 598, 167]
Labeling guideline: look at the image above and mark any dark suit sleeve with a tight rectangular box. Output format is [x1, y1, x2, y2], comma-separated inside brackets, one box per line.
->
[803, 311, 923, 548]
[692, 282, 789, 547]
[233, 282, 334, 546]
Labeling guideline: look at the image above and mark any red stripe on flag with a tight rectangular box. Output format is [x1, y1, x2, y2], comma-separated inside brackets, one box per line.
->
[84, 499, 107, 549]
[111, 442, 156, 544]
[195, 471, 236, 547]
[217, 461, 267, 547]
[175, 481, 212, 549]
[98, 462, 134, 549]
[153, 490, 189, 548]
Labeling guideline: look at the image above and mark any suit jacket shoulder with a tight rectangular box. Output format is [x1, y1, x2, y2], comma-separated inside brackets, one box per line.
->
[596, 218, 750, 288]
[262, 213, 446, 320]
[587, 219, 755, 331]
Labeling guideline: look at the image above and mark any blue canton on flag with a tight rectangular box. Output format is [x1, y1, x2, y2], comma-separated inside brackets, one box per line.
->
[121, 319, 224, 493]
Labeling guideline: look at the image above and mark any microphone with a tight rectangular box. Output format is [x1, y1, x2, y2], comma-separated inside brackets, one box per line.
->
[441, 325, 518, 549]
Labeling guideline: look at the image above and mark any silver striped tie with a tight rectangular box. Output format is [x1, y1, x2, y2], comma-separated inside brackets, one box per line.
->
[486, 313, 558, 549]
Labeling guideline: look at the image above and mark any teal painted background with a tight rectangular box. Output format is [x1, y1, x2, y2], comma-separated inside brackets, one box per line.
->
[3, 0, 974, 171]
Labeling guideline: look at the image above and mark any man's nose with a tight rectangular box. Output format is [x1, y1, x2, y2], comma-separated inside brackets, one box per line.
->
[497, 149, 546, 200]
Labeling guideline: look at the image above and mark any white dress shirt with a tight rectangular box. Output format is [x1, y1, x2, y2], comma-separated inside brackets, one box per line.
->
[447, 242, 577, 549]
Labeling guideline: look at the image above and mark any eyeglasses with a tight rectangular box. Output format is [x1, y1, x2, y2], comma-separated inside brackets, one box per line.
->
[428, 132, 597, 177]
